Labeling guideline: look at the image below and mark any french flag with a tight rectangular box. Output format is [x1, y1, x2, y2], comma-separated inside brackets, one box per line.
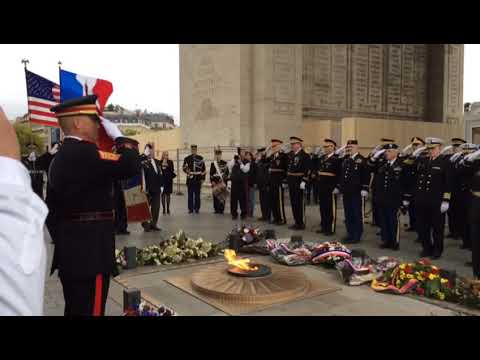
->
[60, 69, 115, 151]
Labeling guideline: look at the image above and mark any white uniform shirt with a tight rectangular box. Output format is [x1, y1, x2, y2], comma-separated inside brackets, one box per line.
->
[0, 156, 48, 316]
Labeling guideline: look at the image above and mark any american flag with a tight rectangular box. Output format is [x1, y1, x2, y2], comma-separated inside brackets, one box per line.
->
[25, 69, 60, 127]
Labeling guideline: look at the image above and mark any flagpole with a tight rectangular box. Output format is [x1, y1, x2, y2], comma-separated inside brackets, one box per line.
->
[56, 60, 63, 142]
[21, 58, 33, 152]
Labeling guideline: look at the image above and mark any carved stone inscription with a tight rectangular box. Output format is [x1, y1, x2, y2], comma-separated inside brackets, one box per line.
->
[272, 45, 296, 115]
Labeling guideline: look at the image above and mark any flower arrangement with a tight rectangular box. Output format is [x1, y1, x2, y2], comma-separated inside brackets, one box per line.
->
[371, 258, 456, 301]
[236, 225, 264, 244]
[124, 301, 175, 316]
[116, 230, 219, 272]
[310, 242, 352, 268]
[454, 278, 480, 309]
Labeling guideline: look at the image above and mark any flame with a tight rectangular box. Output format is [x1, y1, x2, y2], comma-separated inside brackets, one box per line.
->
[224, 249, 258, 271]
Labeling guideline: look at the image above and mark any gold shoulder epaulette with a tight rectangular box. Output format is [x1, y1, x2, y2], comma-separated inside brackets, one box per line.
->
[98, 150, 120, 161]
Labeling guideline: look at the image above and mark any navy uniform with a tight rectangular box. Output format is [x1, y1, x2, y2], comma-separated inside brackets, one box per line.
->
[446, 138, 467, 239]
[182, 145, 206, 214]
[47, 95, 141, 316]
[286, 137, 311, 230]
[401, 137, 426, 235]
[412, 138, 452, 259]
[313, 139, 340, 235]
[209, 149, 229, 214]
[255, 147, 271, 221]
[337, 140, 370, 243]
[268, 139, 288, 225]
[368, 143, 410, 250]
[21, 144, 54, 200]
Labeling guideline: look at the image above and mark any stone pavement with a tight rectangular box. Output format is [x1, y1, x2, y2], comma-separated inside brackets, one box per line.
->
[43, 191, 477, 316]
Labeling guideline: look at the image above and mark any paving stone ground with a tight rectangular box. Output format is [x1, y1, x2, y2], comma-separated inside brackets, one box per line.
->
[43, 189, 478, 316]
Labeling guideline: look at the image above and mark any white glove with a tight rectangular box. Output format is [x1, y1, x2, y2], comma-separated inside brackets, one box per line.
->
[282, 183, 288, 189]
[335, 145, 347, 155]
[440, 201, 449, 214]
[465, 149, 480, 162]
[373, 149, 386, 160]
[402, 200, 410, 207]
[413, 146, 427, 157]
[160, 187, 164, 193]
[49, 143, 59, 155]
[227, 181, 232, 191]
[401, 144, 413, 155]
[369, 144, 382, 156]
[333, 188, 340, 195]
[440, 145, 453, 155]
[361, 190, 369, 199]
[100, 116, 122, 140]
[300, 181, 306, 190]
[28, 151, 36, 162]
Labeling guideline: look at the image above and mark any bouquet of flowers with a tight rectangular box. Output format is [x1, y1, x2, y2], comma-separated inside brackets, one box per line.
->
[453, 278, 480, 309]
[310, 241, 352, 268]
[124, 301, 175, 316]
[371, 258, 456, 301]
[115, 249, 127, 274]
[236, 225, 264, 244]
[266, 239, 313, 266]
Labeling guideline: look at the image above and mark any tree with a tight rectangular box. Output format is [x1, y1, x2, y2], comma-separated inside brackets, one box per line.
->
[13, 123, 45, 155]
[106, 103, 115, 112]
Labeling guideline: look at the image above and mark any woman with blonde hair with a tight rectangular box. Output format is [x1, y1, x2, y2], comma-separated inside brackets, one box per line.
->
[160, 151, 176, 214]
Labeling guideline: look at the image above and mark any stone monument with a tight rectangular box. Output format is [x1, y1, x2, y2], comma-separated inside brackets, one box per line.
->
[180, 44, 464, 149]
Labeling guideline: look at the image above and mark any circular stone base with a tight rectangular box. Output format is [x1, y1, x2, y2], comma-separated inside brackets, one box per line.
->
[191, 263, 310, 304]
[227, 264, 272, 278]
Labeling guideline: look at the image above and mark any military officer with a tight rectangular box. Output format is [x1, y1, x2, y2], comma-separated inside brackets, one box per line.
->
[268, 139, 288, 225]
[255, 147, 271, 222]
[47, 95, 141, 316]
[446, 138, 467, 239]
[182, 145, 206, 214]
[368, 143, 410, 250]
[335, 140, 370, 244]
[313, 139, 340, 235]
[411, 137, 452, 259]
[286, 137, 311, 230]
[210, 149, 229, 214]
[458, 146, 480, 279]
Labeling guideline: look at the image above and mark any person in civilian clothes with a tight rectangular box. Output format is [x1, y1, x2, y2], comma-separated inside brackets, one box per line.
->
[286, 137, 311, 230]
[368, 143, 411, 250]
[140, 143, 162, 232]
[227, 148, 249, 220]
[255, 147, 271, 222]
[47, 95, 141, 316]
[210, 149, 229, 214]
[335, 140, 370, 244]
[268, 139, 288, 225]
[160, 151, 176, 215]
[410, 137, 452, 259]
[313, 139, 340, 236]
[183, 145, 206, 214]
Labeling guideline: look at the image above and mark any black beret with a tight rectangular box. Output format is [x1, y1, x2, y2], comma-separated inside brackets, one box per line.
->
[347, 140, 358, 145]
[324, 139, 337, 147]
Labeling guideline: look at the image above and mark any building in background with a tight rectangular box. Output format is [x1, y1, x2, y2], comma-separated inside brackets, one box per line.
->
[180, 44, 464, 149]
[464, 102, 480, 143]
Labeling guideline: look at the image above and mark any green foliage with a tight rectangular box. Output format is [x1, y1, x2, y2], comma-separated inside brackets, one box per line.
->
[13, 123, 44, 155]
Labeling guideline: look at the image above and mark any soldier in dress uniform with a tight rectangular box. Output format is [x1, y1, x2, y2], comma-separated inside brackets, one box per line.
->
[410, 137, 452, 259]
[210, 149, 229, 214]
[313, 139, 340, 235]
[368, 143, 411, 250]
[335, 140, 370, 244]
[255, 147, 271, 222]
[227, 147, 250, 220]
[286, 137, 311, 230]
[21, 142, 58, 200]
[401, 137, 426, 236]
[267, 139, 288, 225]
[457, 146, 480, 279]
[446, 137, 467, 240]
[47, 95, 141, 316]
[182, 145, 206, 214]
[452, 143, 478, 251]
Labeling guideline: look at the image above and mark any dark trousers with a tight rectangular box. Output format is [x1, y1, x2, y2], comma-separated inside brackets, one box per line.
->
[114, 185, 128, 232]
[312, 181, 320, 204]
[288, 181, 305, 226]
[343, 193, 363, 242]
[230, 181, 247, 218]
[187, 182, 201, 212]
[60, 274, 110, 316]
[378, 204, 400, 247]
[213, 194, 225, 213]
[416, 202, 445, 256]
[258, 186, 271, 220]
[146, 191, 160, 227]
[319, 190, 336, 233]
[408, 199, 417, 230]
[269, 183, 286, 223]
[161, 193, 171, 213]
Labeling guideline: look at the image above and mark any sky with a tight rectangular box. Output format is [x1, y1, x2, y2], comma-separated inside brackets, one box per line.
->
[1, 44, 480, 123]
[0, 44, 180, 123]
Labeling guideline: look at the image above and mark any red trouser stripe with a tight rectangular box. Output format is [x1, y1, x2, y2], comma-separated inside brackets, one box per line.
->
[93, 274, 103, 316]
